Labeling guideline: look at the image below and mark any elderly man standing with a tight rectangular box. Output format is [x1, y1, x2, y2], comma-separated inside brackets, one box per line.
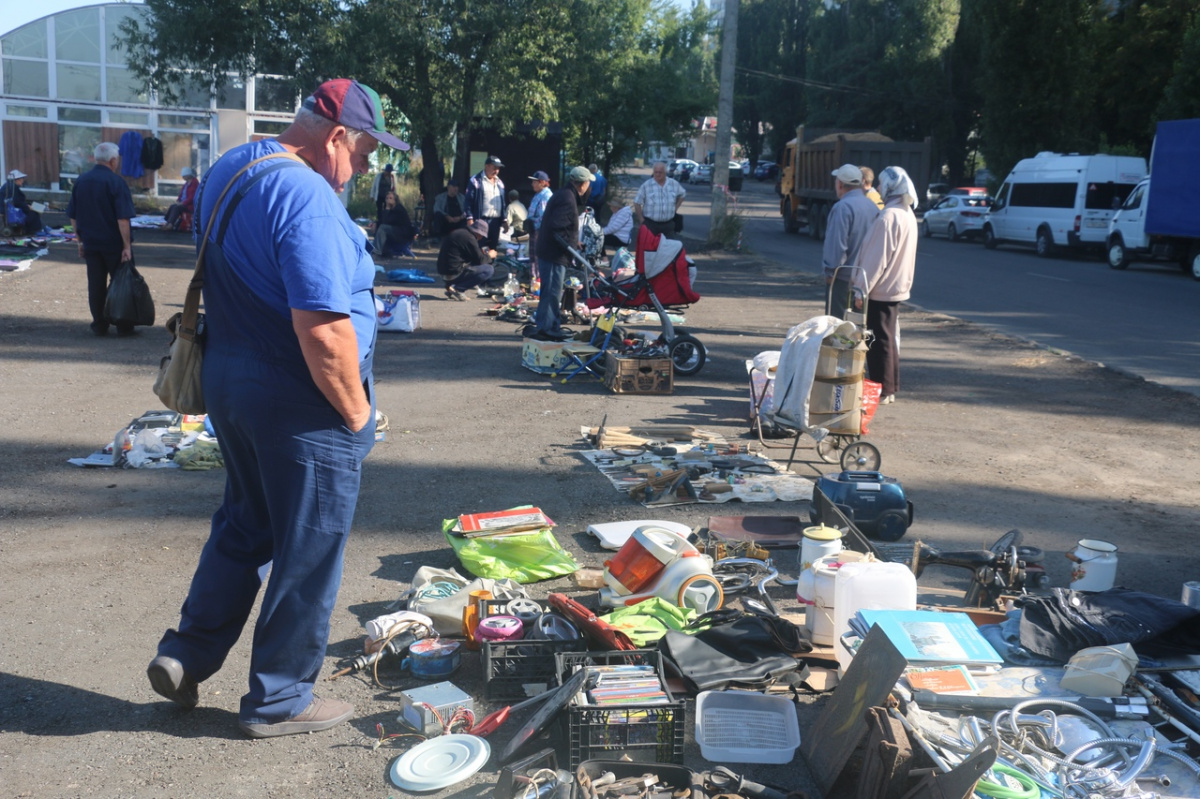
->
[67, 143, 135, 337]
[822, 164, 880, 320]
[531, 166, 593, 341]
[465, 154, 505, 249]
[147, 78, 405, 739]
[633, 161, 686, 238]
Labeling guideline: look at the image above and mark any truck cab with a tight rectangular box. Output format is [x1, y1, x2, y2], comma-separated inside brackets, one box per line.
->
[1107, 177, 1200, 278]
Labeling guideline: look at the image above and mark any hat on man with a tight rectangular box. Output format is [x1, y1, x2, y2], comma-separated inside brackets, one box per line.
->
[181, 167, 195, 178]
[447, 178, 458, 187]
[831, 164, 863, 185]
[8, 169, 28, 180]
[303, 79, 410, 151]
[568, 166, 595, 184]
[485, 155, 504, 168]
[507, 189, 520, 201]
[384, 163, 394, 172]
[469, 219, 489, 237]
[528, 170, 550, 182]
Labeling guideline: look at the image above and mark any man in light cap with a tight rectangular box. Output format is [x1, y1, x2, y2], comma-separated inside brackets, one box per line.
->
[161, 166, 200, 231]
[822, 163, 880, 320]
[465, 154, 506, 249]
[148, 78, 408, 739]
[3, 169, 43, 233]
[531, 166, 592, 341]
[527, 170, 553, 278]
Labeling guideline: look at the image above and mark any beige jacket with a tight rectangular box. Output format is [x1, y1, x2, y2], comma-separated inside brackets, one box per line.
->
[857, 198, 917, 302]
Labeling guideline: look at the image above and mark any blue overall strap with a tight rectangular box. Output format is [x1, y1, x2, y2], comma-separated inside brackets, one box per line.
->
[213, 159, 309, 247]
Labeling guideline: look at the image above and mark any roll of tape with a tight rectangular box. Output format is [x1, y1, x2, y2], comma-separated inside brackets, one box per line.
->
[475, 615, 525, 642]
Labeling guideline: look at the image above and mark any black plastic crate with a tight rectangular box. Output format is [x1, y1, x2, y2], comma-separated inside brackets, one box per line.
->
[483, 637, 586, 701]
[554, 650, 686, 768]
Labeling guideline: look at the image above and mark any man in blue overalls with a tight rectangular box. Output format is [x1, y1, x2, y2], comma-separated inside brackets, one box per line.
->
[148, 79, 407, 739]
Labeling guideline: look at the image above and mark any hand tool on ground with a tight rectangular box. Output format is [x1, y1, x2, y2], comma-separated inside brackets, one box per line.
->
[329, 624, 427, 680]
[468, 689, 559, 737]
[704, 767, 791, 799]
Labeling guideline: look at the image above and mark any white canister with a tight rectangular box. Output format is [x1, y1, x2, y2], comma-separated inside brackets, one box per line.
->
[799, 524, 844, 573]
[802, 551, 869, 645]
[833, 561, 918, 674]
[1068, 539, 1118, 592]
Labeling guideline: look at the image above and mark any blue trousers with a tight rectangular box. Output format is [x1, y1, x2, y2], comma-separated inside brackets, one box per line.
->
[533, 261, 566, 335]
[158, 354, 375, 724]
[449, 263, 494, 292]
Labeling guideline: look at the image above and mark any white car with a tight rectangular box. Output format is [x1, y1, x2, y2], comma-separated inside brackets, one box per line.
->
[670, 159, 697, 179]
[923, 195, 992, 241]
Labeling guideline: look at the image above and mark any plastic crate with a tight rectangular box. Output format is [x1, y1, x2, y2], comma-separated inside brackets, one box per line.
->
[482, 599, 586, 701]
[555, 650, 686, 767]
[695, 690, 800, 764]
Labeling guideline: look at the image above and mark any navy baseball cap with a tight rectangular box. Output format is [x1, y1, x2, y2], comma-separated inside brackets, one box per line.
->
[304, 79, 409, 151]
[529, 171, 550, 182]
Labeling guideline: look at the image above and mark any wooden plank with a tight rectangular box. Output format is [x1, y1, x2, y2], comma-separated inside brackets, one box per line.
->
[3, 120, 58, 186]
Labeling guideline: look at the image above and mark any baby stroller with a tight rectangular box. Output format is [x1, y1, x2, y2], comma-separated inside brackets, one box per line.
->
[564, 224, 706, 376]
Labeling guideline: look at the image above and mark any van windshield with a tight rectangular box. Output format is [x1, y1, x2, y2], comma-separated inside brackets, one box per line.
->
[1085, 182, 1138, 211]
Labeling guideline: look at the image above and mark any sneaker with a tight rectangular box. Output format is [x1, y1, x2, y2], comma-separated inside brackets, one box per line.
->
[147, 655, 199, 709]
[239, 696, 354, 739]
[444, 287, 466, 301]
[880, 395, 895, 405]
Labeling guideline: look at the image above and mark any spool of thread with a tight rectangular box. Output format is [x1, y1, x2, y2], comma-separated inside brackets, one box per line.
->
[475, 615, 525, 642]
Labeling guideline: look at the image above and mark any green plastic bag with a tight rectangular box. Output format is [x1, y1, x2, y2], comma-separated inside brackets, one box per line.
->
[599, 597, 697, 646]
[442, 520, 579, 584]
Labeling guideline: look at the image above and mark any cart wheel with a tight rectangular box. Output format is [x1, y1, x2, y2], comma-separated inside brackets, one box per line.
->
[668, 333, 706, 376]
[840, 441, 881, 471]
[815, 435, 845, 464]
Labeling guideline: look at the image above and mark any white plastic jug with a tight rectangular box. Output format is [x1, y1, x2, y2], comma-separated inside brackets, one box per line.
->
[800, 551, 869, 645]
[833, 561, 917, 674]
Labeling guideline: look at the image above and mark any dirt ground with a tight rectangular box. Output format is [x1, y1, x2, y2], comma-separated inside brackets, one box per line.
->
[3, 219, 1200, 798]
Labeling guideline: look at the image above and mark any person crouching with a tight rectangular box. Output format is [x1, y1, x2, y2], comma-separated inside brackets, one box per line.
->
[437, 219, 495, 301]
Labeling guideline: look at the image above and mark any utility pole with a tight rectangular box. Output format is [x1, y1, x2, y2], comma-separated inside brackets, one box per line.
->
[708, 0, 739, 242]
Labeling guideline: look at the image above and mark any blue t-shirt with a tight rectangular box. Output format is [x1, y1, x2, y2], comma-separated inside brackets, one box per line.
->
[195, 139, 376, 361]
[66, 164, 135, 252]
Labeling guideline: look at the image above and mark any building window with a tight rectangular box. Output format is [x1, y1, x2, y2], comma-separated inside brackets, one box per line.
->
[252, 119, 289, 136]
[160, 74, 212, 109]
[60, 107, 102, 124]
[158, 131, 211, 185]
[55, 7, 102, 64]
[159, 114, 209, 131]
[2, 19, 48, 59]
[2, 58, 50, 97]
[57, 63, 102, 102]
[108, 110, 149, 126]
[6, 104, 49, 118]
[216, 77, 247, 111]
[106, 4, 144, 65]
[59, 124, 101, 176]
[106, 66, 147, 104]
[254, 77, 297, 113]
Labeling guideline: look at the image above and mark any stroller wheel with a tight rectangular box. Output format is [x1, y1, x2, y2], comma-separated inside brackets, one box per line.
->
[815, 435, 846, 464]
[841, 441, 881, 471]
[668, 333, 706, 376]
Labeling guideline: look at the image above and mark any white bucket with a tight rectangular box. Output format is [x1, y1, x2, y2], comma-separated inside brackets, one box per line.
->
[833, 561, 917, 674]
[1068, 539, 1118, 592]
[803, 551, 869, 645]
[798, 524, 843, 573]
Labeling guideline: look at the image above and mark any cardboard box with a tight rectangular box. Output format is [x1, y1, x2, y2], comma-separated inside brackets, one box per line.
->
[809, 377, 862, 433]
[604, 352, 673, 394]
[522, 340, 569, 374]
[815, 343, 866, 380]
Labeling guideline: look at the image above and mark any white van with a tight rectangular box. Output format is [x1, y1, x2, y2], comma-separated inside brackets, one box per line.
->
[982, 153, 1147, 256]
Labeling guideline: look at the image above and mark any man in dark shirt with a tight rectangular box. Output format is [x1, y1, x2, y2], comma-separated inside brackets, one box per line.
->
[531, 165, 592, 341]
[67, 142, 135, 336]
[431, 180, 466, 241]
[374, 191, 416, 258]
[437, 219, 495, 300]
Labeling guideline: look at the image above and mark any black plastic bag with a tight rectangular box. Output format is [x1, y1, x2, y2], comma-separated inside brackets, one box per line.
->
[105, 258, 156, 327]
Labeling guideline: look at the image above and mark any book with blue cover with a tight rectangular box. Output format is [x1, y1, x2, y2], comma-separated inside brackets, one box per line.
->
[856, 609, 1004, 666]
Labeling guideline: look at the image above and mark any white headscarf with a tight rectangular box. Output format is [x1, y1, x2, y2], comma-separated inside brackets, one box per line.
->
[878, 166, 918, 210]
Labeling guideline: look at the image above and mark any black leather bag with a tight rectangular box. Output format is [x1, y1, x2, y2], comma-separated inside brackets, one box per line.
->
[658, 614, 810, 692]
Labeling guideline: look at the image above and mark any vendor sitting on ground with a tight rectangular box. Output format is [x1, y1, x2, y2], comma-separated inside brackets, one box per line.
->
[502, 189, 528, 243]
[3, 169, 44, 233]
[161, 167, 199, 231]
[437, 219, 496, 301]
[602, 199, 634, 253]
[374, 190, 416, 258]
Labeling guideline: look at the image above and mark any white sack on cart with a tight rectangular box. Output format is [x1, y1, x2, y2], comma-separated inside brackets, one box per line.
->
[771, 316, 861, 431]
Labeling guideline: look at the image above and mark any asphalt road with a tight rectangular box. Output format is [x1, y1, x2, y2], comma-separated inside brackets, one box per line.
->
[636, 169, 1200, 398]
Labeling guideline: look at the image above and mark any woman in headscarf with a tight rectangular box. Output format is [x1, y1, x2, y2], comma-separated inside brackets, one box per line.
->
[856, 165, 918, 404]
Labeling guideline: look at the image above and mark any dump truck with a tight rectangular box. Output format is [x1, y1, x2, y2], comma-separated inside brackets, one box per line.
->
[1106, 118, 1200, 280]
[778, 126, 932, 239]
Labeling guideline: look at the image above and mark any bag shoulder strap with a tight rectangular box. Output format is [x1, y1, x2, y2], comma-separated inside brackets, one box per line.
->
[177, 151, 308, 338]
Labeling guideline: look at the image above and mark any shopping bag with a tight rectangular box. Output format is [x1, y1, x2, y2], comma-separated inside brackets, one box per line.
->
[5, 200, 26, 227]
[104, 258, 155, 327]
[442, 521, 579, 584]
[375, 290, 420, 333]
[153, 312, 206, 414]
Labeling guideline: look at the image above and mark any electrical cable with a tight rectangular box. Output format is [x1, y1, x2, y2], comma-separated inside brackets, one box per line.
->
[972, 764, 1039, 799]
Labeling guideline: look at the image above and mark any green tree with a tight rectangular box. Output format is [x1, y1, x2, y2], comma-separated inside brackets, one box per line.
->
[1157, 8, 1200, 123]
[975, 0, 1097, 182]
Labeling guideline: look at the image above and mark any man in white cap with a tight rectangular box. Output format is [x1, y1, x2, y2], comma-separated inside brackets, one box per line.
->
[531, 165, 593, 341]
[161, 166, 200, 231]
[822, 163, 880, 320]
[3, 169, 44, 233]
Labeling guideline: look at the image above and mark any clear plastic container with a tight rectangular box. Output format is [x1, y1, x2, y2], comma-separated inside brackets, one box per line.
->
[695, 690, 801, 764]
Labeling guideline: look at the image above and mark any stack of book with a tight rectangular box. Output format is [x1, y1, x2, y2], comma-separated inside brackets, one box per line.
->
[449, 507, 553, 538]
[582, 664, 669, 706]
[849, 609, 1004, 668]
